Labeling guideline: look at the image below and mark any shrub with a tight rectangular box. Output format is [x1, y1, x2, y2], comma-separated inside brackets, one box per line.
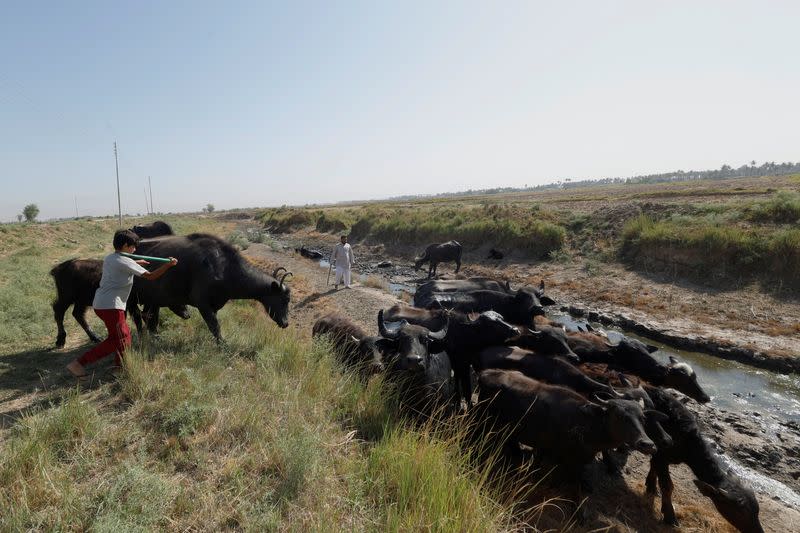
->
[744, 191, 800, 224]
[316, 212, 351, 234]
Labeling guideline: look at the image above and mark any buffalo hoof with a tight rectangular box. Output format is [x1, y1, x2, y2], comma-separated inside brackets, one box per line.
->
[55, 339, 66, 349]
[88, 334, 101, 343]
[663, 515, 679, 527]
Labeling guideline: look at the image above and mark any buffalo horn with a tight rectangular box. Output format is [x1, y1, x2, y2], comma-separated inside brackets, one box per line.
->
[279, 272, 293, 285]
[378, 309, 405, 339]
[591, 392, 611, 405]
[427, 317, 449, 340]
[272, 266, 287, 278]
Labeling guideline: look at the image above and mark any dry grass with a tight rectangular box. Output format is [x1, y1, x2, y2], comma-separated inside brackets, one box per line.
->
[362, 274, 390, 291]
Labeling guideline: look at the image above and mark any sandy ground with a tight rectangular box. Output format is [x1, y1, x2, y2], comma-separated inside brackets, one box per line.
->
[243, 241, 800, 533]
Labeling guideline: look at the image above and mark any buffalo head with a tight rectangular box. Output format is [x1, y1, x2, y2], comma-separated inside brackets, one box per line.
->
[588, 396, 659, 455]
[261, 269, 292, 328]
[378, 309, 448, 373]
[665, 355, 711, 403]
[465, 310, 520, 343]
[694, 478, 763, 533]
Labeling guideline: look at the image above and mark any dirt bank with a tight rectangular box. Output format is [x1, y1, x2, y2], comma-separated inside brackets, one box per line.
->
[243, 241, 800, 533]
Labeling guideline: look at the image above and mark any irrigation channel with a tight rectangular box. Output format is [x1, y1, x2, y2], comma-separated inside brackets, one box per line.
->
[311, 254, 800, 509]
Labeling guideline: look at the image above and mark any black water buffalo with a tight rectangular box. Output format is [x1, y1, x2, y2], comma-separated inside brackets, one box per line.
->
[414, 279, 555, 309]
[487, 248, 503, 260]
[477, 369, 658, 488]
[572, 365, 673, 475]
[377, 310, 453, 413]
[130, 233, 291, 339]
[477, 346, 615, 398]
[130, 220, 174, 239]
[506, 324, 579, 363]
[644, 385, 763, 532]
[421, 290, 553, 327]
[567, 332, 711, 403]
[312, 314, 384, 375]
[383, 304, 449, 331]
[382, 305, 520, 406]
[295, 245, 324, 260]
[49, 259, 190, 348]
[414, 240, 462, 279]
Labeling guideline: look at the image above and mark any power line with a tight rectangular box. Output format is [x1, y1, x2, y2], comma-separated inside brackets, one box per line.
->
[114, 141, 122, 227]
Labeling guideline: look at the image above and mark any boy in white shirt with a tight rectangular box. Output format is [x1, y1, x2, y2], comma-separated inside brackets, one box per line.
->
[66, 229, 177, 379]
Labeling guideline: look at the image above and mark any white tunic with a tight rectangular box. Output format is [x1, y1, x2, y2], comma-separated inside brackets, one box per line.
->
[332, 243, 355, 269]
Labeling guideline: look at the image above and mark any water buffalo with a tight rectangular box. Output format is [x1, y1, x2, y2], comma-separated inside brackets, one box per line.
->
[50, 260, 189, 348]
[130, 233, 291, 339]
[573, 366, 674, 475]
[414, 279, 555, 309]
[567, 332, 711, 403]
[377, 310, 453, 413]
[644, 385, 763, 532]
[477, 346, 615, 398]
[506, 324, 579, 363]
[295, 245, 324, 260]
[312, 313, 384, 376]
[382, 305, 520, 407]
[129, 220, 174, 239]
[422, 290, 553, 327]
[477, 369, 659, 489]
[487, 248, 503, 260]
[414, 240, 462, 279]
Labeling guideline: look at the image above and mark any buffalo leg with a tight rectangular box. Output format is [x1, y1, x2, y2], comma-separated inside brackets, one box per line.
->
[145, 306, 161, 334]
[53, 300, 69, 348]
[73, 304, 101, 344]
[169, 304, 191, 319]
[645, 459, 658, 494]
[657, 463, 678, 525]
[455, 258, 461, 274]
[198, 306, 222, 340]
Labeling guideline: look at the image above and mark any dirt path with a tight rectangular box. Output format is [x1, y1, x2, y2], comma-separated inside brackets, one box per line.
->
[244, 242, 800, 533]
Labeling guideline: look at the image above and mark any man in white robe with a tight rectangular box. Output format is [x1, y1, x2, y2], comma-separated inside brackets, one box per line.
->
[332, 234, 355, 289]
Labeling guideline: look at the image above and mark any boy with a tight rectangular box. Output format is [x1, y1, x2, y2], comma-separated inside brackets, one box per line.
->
[66, 229, 177, 379]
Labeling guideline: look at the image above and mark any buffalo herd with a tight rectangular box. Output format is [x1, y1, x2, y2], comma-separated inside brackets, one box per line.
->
[50, 229, 763, 532]
[312, 265, 763, 532]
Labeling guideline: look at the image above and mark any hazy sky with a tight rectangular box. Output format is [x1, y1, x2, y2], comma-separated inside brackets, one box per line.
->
[1, 1, 798, 221]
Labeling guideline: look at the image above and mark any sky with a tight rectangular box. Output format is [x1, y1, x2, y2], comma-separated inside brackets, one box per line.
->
[1, 1, 798, 222]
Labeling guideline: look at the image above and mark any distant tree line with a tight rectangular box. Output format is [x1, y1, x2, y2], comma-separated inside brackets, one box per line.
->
[387, 161, 800, 201]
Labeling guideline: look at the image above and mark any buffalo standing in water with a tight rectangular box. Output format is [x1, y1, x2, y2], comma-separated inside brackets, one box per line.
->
[131, 233, 291, 340]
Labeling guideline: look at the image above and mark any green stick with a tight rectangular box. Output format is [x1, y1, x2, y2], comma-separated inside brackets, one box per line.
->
[119, 252, 172, 263]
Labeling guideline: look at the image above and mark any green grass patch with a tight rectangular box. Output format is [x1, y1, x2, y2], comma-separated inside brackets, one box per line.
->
[620, 214, 800, 286]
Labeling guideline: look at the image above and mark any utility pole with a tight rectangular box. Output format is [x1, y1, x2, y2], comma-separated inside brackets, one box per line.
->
[114, 141, 122, 227]
[144, 186, 150, 215]
[74, 195, 78, 218]
[148, 175, 154, 215]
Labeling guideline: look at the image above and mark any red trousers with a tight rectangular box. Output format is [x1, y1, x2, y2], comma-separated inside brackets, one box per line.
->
[77, 308, 131, 367]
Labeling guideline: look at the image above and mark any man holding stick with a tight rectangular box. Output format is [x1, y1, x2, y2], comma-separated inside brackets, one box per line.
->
[66, 229, 177, 379]
[332, 234, 355, 290]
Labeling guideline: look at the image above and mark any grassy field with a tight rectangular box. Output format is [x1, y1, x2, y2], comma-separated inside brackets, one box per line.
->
[259, 174, 800, 289]
[0, 216, 521, 532]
